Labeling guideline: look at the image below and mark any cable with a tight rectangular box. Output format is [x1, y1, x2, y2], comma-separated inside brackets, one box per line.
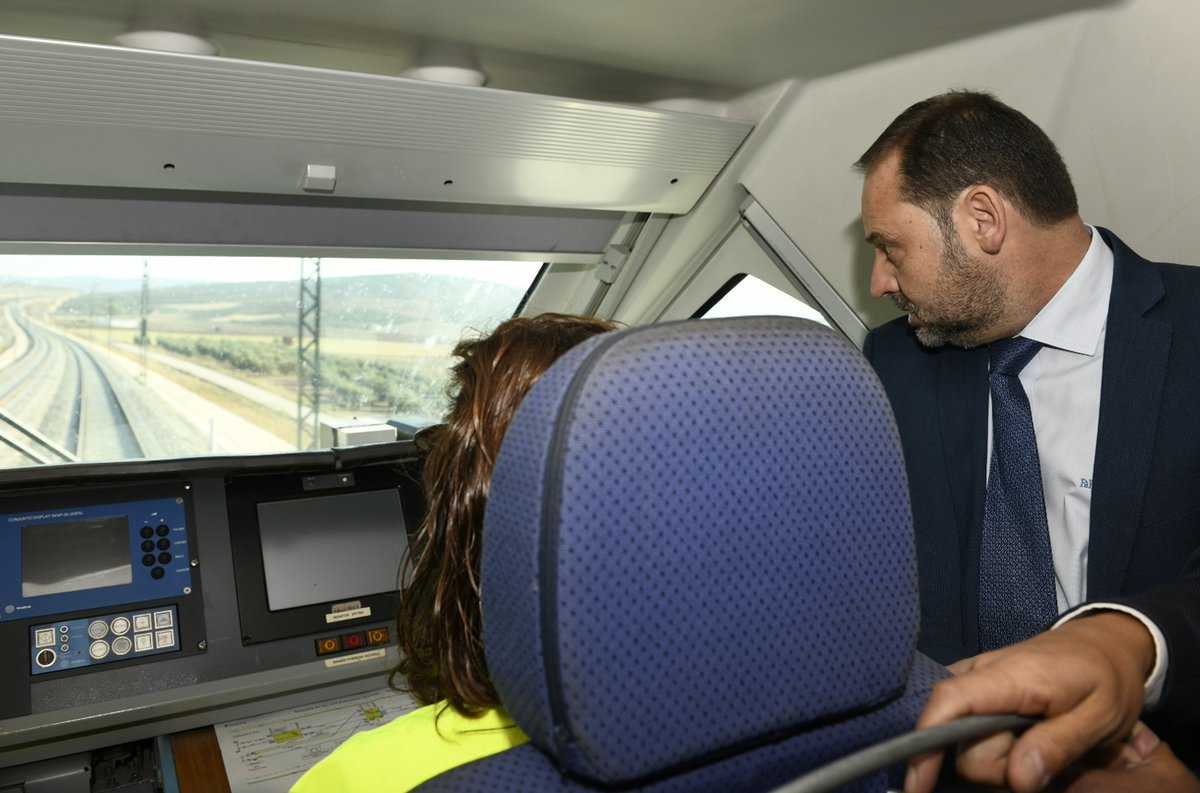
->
[768, 714, 1036, 793]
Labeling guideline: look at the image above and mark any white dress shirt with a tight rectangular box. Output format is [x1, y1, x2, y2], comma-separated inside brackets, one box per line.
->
[985, 226, 1166, 706]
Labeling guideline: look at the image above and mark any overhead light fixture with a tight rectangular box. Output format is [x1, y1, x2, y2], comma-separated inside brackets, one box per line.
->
[112, 30, 218, 57]
[401, 42, 487, 87]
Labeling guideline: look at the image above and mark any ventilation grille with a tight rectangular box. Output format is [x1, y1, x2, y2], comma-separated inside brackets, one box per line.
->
[0, 36, 753, 213]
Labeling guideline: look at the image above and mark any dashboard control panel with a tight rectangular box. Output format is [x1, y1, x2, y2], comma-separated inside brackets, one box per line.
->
[0, 448, 419, 767]
[0, 497, 192, 623]
[29, 605, 179, 676]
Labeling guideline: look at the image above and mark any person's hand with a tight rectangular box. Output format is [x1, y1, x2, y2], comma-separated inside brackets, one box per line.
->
[1058, 724, 1200, 793]
[904, 611, 1155, 793]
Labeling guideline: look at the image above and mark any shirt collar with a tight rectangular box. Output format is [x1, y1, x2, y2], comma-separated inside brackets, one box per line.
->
[1019, 225, 1113, 357]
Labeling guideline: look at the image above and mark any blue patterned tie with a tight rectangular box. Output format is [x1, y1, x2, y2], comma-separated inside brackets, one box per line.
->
[978, 337, 1058, 651]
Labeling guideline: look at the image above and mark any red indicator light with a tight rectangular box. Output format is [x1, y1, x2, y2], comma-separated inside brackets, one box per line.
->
[342, 632, 367, 650]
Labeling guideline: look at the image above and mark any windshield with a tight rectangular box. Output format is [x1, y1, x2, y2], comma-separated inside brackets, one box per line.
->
[0, 255, 543, 468]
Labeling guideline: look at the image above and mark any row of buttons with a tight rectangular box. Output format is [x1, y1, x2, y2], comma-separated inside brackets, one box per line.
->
[87, 628, 175, 660]
[40, 612, 166, 644]
[139, 524, 172, 539]
[141, 538, 173, 553]
[314, 627, 390, 656]
[72, 609, 172, 642]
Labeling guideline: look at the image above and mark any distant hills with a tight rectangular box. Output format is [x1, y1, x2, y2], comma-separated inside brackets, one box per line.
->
[53, 273, 528, 337]
[0, 275, 201, 293]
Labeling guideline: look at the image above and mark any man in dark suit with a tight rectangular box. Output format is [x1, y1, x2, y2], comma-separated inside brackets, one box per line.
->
[854, 92, 1200, 792]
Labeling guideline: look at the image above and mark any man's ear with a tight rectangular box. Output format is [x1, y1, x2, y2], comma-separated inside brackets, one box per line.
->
[959, 185, 1007, 255]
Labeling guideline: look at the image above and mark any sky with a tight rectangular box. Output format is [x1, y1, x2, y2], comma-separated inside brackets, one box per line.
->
[0, 256, 543, 289]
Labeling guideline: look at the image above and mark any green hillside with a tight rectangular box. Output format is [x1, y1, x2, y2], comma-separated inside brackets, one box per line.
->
[55, 273, 527, 339]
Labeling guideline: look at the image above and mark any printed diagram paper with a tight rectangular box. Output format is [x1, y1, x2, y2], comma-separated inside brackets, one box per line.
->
[214, 687, 416, 792]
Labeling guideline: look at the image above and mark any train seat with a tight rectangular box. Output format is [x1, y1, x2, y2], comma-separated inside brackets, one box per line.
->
[415, 316, 946, 792]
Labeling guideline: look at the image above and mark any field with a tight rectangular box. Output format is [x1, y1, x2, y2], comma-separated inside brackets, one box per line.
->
[49, 271, 530, 424]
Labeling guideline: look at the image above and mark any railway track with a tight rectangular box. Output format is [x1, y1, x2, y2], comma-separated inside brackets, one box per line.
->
[0, 305, 145, 466]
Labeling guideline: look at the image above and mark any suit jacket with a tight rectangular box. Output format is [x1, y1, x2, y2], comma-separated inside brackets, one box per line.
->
[864, 228, 1200, 760]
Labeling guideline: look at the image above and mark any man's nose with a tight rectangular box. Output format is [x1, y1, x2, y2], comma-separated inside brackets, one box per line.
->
[870, 254, 899, 299]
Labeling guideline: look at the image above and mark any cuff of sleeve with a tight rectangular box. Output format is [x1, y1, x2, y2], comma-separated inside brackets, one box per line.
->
[1053, 603, 1168, 710]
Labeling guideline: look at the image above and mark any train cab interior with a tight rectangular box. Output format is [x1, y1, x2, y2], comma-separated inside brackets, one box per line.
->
[0, 1, 1196, 791]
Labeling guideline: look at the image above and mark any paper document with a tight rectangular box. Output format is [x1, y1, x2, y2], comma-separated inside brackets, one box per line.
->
[214, 687, 417, 793]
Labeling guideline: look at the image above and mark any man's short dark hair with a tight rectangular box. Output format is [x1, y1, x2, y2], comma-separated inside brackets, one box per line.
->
[855, 91, 1078, 226]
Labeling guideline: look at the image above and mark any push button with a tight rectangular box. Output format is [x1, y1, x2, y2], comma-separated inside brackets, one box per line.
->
[134, 633, 154, 652]
[366, 628, 390, 647]
[35, 648, 56, 668]
[153, 610, 173, 629]
[315, 637, 341, 656]
[89, 640, 110, 660]
[156, 524, 170, 537]
[110, 617, 130, 635]
[158, 552, 173, 565]
[140, 526, 154, 539]
[34, 628, 56, 648]
[341, 632, 367, 651]
[141, 540, 155, 553]
[87, 620, 109, 639]
[133, 613, 152, 632]
[111, 636, 132, 656]
[151, 567, 165, 579]
[142, 554, 155, 567]
[156, 538, 171, 551]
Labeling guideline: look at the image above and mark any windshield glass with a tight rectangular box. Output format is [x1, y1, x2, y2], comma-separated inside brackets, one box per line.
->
[0, 255, 542, 468]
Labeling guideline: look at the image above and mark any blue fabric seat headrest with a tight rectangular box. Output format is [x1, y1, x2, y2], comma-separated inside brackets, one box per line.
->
[481, 317, 918, 786]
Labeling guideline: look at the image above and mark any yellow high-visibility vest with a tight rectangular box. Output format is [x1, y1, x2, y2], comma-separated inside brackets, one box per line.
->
[291, 701, 529, 792]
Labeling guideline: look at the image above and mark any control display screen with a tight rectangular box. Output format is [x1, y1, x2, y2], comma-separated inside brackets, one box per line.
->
[21, 516, 133, 597]
[258, 489, 407, 612]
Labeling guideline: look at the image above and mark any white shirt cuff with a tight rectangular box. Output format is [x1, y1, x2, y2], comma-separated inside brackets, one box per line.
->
[1052, 603, 1168, 709]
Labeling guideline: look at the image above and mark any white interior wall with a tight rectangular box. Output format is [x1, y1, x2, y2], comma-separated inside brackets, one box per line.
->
[1052, 2, 1200, 263]
[611, 81, 799, 325]
[735, 0, 1200, 331]
[740, 11, 1091, 329]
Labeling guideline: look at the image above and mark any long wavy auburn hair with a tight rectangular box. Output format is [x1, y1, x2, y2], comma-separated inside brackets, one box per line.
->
[391, 313, 616, 715]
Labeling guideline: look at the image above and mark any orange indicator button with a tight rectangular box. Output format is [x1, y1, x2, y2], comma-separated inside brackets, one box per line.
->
[315, 637, 341, 656]
[366, 628, 390, 647]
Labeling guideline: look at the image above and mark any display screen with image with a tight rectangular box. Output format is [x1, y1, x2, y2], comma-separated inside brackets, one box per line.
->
[22, 516, 133, 597]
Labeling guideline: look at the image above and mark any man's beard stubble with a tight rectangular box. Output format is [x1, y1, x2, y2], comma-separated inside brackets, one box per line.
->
[894, 228, 1005, 349]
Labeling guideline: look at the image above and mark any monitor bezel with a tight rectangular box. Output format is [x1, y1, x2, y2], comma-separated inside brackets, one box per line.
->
[226, 461, 423, 647]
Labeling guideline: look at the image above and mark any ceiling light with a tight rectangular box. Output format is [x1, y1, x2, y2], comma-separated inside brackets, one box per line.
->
[401, 43, 487, 87]
[112, 30, 218, 57]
